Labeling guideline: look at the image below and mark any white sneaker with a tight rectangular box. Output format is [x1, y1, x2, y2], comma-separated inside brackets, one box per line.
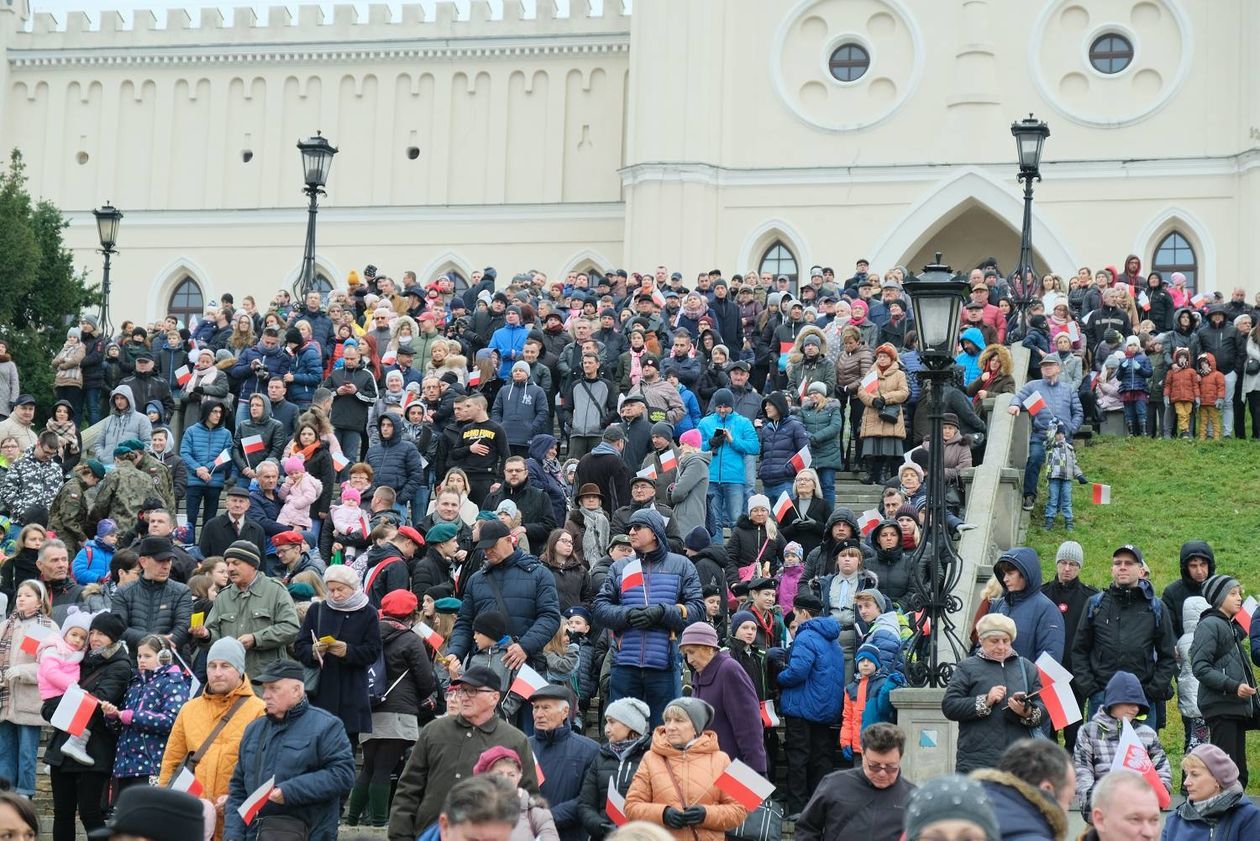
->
[61, 729, 94, 765]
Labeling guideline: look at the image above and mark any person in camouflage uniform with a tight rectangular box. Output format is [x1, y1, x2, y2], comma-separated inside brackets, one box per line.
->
[48, 459, 106, 557]
[89, 444, 157, 538]
[124, 437, 176, 513]
[0, 431, 67, 520]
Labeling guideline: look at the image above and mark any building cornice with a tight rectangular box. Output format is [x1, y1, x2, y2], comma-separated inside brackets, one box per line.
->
[7, 31, 630, 68]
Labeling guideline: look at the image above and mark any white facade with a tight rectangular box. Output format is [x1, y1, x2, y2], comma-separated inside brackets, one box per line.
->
[1, 0, 1257, 323]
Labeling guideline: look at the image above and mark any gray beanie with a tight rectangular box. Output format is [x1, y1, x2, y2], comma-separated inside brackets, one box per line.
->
[904, 775, 999, 841]
[664, 697, 714, 736]
[1055, 540, 1084, 567]
[604, 697, 651, 736]
[207, 637, 247, 676]
[1201, 574, 1240, 610]
[511, 360, 531, 377]
[650, 421, 674, 441]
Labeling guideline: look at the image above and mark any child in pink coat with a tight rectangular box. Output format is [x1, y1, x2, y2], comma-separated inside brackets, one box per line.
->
[37, 606, 95, 764]
[277, 455, 323, 531]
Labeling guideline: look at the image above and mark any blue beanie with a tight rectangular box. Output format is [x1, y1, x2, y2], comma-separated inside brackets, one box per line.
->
[730, 611, 757, 632]
[684, 526, 711, 551]
[856, 642, 882, 668]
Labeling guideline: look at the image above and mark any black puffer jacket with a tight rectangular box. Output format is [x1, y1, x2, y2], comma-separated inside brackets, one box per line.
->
[366, 414, 424, 502]
[111, 576, 194, 649]
[376, 618, 438, 715]
[1071, 579, 1177, 702]
[483, 481, 557, 551]
[1190, 607, 1257, 721]
[942, 652, 1045, 774]
[726, 515, 785, 575]
[43, 644, 132, 773]
[867, 521, 919, 610]
[576, 733, 652, 841]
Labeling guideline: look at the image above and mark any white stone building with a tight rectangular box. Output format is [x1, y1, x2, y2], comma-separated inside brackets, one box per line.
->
[1, 0, 1256, 325]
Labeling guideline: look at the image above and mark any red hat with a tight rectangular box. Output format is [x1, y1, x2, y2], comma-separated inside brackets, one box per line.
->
[380, 589, 419, 619]
[395, 526, 425, 546]
[472, 746, 521, 776]
[272, 530, 305, 547]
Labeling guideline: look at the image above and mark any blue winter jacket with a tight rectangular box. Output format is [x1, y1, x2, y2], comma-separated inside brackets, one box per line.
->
[674, 386, 702, 437]
[229, 341, 292, 404]
[955, 327, 987, 386]
[489, 323, 530, 378]
[224, 699, 356, 841]
[72, 538, 116, 586]
[365, 415, 424, 502]
[991, 547, 1064, 663]
[777, 615, 845, 723]
[287, 342, 324, 405]
[1115, 352, 1153, 394]
[492, 380, 550, 447]
[1162, 794, 1260, 841]
[109, 665, 189, 778]
[530, 725, 601, 841]
[527, 434, 568, 526]
[288, 308, 335, 360]
[1013, 377, 1084, 436]
[756, 393, 809, 485]
[448, 549, 563, 661]
[180, 419, 233, 489]
[592, 509, 704, 671]
[845, 668, 904, 735]
[698, 410, 760, 485]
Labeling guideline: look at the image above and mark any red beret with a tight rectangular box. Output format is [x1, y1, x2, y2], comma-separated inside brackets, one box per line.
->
[272, 530, 305, 547]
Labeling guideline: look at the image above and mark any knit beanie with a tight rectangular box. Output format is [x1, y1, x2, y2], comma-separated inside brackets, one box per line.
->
[1055, 540, 1085, 567]
[604, 697, 650, 736]
[89, 611, 126, 643]
[511, 360, 531, 377]
[783, 541, 803, 560]
[1200, 574, 1240, 610]
[61, 606, 93, 636]
[1188, 744, 1241, 791]
[282, 455, 305, 475]
[730, 610, 757, 632]
[650, 421, 674, 441]
[679, 429, 702, 449]
[207, 637, 247, 675]
[473, 611, 508, 642]
[224, 540, 261, 568]
[679, 622, 719, 649]
[339, 486, 361, 505]
[323, 564, 360, 591]
[684, 526, 711, 551]
[664, 697, 714, 736]
[855, 643, 882, 668]
[904, 775, 999, 841]
[747, 494, 770, 514]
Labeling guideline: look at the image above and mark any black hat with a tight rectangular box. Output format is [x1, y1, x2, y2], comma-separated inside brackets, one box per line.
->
[747, 577, 777, 592]
[251, 659, 306, 684]
[641, 356, 659, 369]
[12, 394, 36, 407]
[89, 611, 126, 642]
[426, 583, 455, 601]
[284, 327, 303, 346]
[136, 535, 175, 561]
[135, 351, 154, 362]
[728, 360, 750, 372]
[473, 610, 508, 641]
[792, 593, 824, 616]
[87, 786, 205, 841]
[941, 412, 960, 426]
[225, 486, 251, 499]
[475, 520, 512, 549]
[529, 684, 572, 704]
[452, 665, 501, 690]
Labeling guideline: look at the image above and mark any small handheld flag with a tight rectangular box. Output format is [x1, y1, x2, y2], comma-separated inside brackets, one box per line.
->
[213, 449, 231, 469]
[331, 451, 350, 472]
[1138, 290, 1151, 311]
[659, 450, 678, 473]
[760, 699, 781, 728]
[636, 465, 657, 480]
[1236, 596, 1257, 633]
[714, 759, 776, 811]
[1092, 483, 1111, 505]
[467, 369, 482, 388]
[237, 776, 276, 825]
[1191, 293, 1208, 308]
[620, 559, 645, 592]
[797, 378, 809, 401]
[174, 365, 192, 387]
[860, 368, 880, 394]
[170, 766, 204, 796]
[241, 434, 265, 455]
[416, 621, 445, 650]
[508, 664, 550, 699]
[534, 757, 547, 786]
[772, 491, 794, 523]
[1111, 719, 1172, 809]
[1035, 652, 1082, 730]
[50, 684, 98, 737]
[380, 349, 397, 365]
[1022, 391, 1047, 416]
[606, 778, 628, 827]
[858, 509, 881, 536]
[18, 625, 51, 657]
[788, 446, 811, 472]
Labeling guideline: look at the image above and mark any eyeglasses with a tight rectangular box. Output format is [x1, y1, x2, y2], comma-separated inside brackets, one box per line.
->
[451, 686, 500, 698]
[863, 760, 900, 775]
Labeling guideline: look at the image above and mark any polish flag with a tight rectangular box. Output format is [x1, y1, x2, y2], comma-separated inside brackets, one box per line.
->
[714, 759, 776, 811]
[213, 449, 231, 469]
[788, 446, 811, 472]
[50, 684, 98, 737]
[620, 559, 645, 592]
[636, 465, 657, 480]
[174, 365, 192, 386]
[659, 450, 678, 473]
[534, 757, 547, 786]
[1111, 719, 1171, 809]
[381, 349, 397, 365]
[650, 287, 666, 308]
[1191, 293, 1208, 308]
[171, 766, 204, 797]
[1089, 371, 1101, 391]
[606, 778, 628, 826]
[860, 368, 880, 394]
[402, 391, 420, 410]
[1022, 391, 1047, 415]
[241, 434, 265, 455]
[772, 491, 794, 523]
[1235, 596, 1258, 633]
[1035, 652, 1082, 730]
[18, 625, 51, 657]
[858, 509, 882, 536]
[797, 378, 809, 401]
[416, 622, 445, 650]
[467, 369, 482, 388]
[331, 451, 349, 472]
[237, 775, 276, 825]
[1138, 290, 1151, 311]
[508, 664, 550, 699]
[1092, 483, 1111, 504]
[759, 699, 781, 728]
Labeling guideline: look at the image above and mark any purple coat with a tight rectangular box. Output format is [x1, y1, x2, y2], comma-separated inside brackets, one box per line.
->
[691, 649, 768, 774]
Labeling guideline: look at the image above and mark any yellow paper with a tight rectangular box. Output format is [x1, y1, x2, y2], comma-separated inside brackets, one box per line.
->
[190, 612, 204, 629]
[319, 635, 336, 645]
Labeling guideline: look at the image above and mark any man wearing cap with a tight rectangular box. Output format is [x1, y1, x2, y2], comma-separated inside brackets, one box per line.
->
[390, 665, 539, 841]
[959, 280, 1006, 344]
[49, 459, 106, 557]
[159, 637, 266, 838]
[224, 659, 356, 841]
[112, 535, 194, 650]
[610, 474, 683, 551]
[121, 352, 175, 424]
[200, 486, 268, 560]
[627, 356, 684, 426]
[1040, 540, 1097, 751]
[1009, 354, 1083, 512]
[574, 426, 633, 515]
[89, 445, 158, 539]
[1071, 545, 1176, 726]
[0, 430, 67, 521]
[0, 393, 37, 452]
[447, 522, 561, 693]
[87, 786, 207, 841]
[273, 530, 326, 584]
[197, 540, 301, 686]
[589, 533, 635, 596]
[491, 362, 550, 458]
[528, 685, 600, 841]
[594, 508, 704, 728]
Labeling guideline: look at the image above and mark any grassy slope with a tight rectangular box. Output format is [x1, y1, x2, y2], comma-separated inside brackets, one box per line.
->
[1024, 437, 1260, 793]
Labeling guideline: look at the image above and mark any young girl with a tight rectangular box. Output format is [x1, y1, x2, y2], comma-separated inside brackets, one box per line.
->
[777, 542, 805, 615]
[473, 747, 558, 841]
[543, 625, 579, 697]
[37, 607, 94, 764]
[102, 635, 190, 793]
[329, 485, 371, 567]
[277, 455, 323, 531]
[0, 580, 58, 796]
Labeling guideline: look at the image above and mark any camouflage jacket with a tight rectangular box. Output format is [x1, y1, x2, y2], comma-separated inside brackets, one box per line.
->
[134, 451, 176, 512]
[89, 460, 154, 537]
[48, 476, 93, 556]
[0, 449, 64, 521]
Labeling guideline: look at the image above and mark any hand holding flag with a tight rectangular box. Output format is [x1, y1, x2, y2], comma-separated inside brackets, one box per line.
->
[606, 778, 628, 827]
[772, 491, 794, 523]
[50, 684, 98, 737]
[1022, 391, 1047, 416]
[238, 776, 277, 825]
[1236, 596, 1258, 633]
[788, 446, 811, 472]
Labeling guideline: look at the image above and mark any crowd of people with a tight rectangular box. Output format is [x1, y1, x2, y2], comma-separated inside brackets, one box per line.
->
[0, 259, 1257, 841]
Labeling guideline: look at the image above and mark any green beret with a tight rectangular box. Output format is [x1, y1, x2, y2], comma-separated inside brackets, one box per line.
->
[84, 459, 106, 479]
[425, 523, 459, 544]
[434, 597, 462, 614]
[286, 582, 316, 601]
[112, 442, 135, 457]
[475, 511, 498, 522]
[120, 438, 145, 451]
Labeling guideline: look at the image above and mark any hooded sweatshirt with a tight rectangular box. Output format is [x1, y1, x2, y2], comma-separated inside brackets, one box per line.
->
[1161, 540, 1215, 637]
[954, 327, 987, 386]
[97, 384, 153, 465]
[1075, 671, 1170, 810]
[991, 547, 1064, 663]
[230, 395, 286, 474]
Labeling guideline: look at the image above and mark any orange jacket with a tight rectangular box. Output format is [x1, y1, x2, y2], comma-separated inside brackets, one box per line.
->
[1163, 354, 1199, 404]
[625, 729, 749, 841]
[1196, 353, 1227, 404]
[840, 676, 870, 753]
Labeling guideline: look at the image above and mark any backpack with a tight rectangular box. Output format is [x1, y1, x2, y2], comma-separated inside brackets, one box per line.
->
[367, 648, 389, 707]
[1085, 590, 1163, 627]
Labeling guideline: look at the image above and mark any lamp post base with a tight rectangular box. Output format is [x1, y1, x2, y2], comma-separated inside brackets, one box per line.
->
[890, 687, 958, 781]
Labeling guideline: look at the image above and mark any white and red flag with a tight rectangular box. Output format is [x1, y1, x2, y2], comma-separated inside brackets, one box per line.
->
[1138, 290, 1151, 311]
[759, 699, 781, 728]
[174, 365, 192, 387]
[416, 622, 445, 650]
[170, 766, 204, 796]
[659, 450, 678, 473]
[788, 447, 811, 472]
[508, 664, 549, 699]
[1191, 293, 1209, 308]
[50, 684, 98, 737]
[241, 434, 265, 455]
[772, 491, 794, 523]
[534, 757, 547, 786]
[620, 559, 644, 592]
[1092, 483, 1111, 505]
[331, 451, 350, 472]
[380, 349, 397, 365]
[714, 759, 776, 811]
[1236, 596, 1258, 633]
[606, 778, 628, 826]
[1035, 652, 1082, 730]
[213, 449, 231, 469]
[467, 369, 482, 388]
[860, 368, 880, 394]
[18, 625, 51, 657]
[1022, 391, 1047, 416]
[858, 509, 882, 536]
[636, 465, 657, 480]
[1110, 719, 1171, 809]
[237, 775, 276, 825]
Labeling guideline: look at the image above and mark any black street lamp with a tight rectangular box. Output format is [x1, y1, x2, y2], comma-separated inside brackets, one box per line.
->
[297, 132, 337, 298]
[903, 253, 971, 688]
[1011, 114, 1050, 325]
[92, 203, 123, 339]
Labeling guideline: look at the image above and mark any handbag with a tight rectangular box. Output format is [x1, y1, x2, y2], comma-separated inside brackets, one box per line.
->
[1246, 357, 1260, 376]
[727, 799, 784, 841]
[255, 814, 309, 841]
[877, 402, 901, 424]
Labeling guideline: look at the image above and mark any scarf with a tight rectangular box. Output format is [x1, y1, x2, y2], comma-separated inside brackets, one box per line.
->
[591, 442, 621, 457]
[46, 419, 79, 453]
[0, 612, 55, 709]
[293, 441, 320, 462]
[608, 736, 641, 760]
[629, 348, 644, 384]
[326, 588, 370, 613]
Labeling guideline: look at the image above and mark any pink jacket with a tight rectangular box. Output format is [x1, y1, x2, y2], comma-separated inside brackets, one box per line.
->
[277, 473, 323, 529]
[37, 634, 84, 700]
[777, 564, 805, 613]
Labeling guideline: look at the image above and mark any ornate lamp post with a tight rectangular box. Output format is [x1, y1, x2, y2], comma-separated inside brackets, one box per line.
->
[1010, 114, 1049, 325]
[904, 253, 971, 688]
[92, 203, 123, 339]
[296, 132, 337, 298]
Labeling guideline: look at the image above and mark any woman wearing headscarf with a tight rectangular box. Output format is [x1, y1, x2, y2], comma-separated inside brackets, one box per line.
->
[1163, 744, 1260, 841]
[293, 565, 384, 746]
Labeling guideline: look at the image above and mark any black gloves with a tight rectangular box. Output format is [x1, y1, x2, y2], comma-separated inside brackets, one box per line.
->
[627, 604, 668, 629]
[873, 397, 886, 409]
[662, 808, 688, 829]
[708, 433, 725, 449]
[1077, 475, 1089, 485]
[681, 807, 706, 826]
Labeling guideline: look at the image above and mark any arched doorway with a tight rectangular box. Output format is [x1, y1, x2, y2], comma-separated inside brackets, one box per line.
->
[167, 276, 204, 327]
[759, 240, 799, 289]
[900, 203, 1053, 278]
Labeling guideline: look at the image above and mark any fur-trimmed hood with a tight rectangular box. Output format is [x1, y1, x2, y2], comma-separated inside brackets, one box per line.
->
[787, 325, 828, 365]
[977, 343, 1013, 376]
[971, 768, 1068, 841]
